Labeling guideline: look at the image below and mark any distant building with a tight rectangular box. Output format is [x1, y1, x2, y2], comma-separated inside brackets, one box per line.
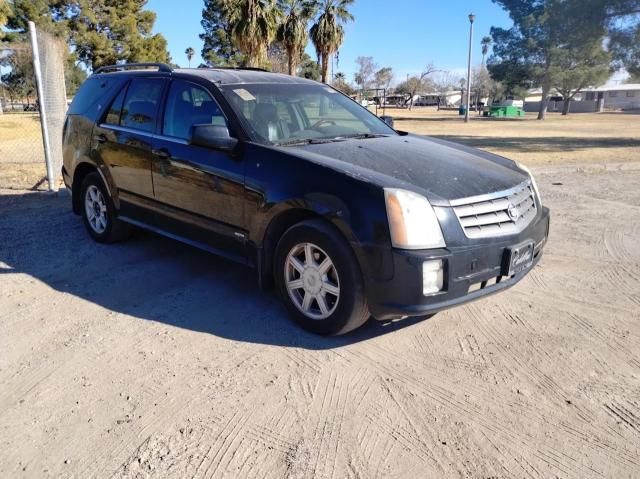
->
[583, 84, 640, 110]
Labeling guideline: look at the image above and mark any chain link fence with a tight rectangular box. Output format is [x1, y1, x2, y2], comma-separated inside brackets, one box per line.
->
[0, 23, 67, 191]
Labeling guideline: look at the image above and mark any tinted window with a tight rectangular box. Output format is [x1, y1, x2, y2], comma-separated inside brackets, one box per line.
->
[104, 85, 127, 125]
[68, 77, 118, 115]
[120, 78, 165, 133]
[162, 80, 227, 140]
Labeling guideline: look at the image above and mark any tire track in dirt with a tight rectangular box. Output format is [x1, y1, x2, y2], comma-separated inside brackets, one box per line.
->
[604, 400, 640, 433]
[466, 303, 640, 458]
[604, 225, 640, 264]
[566, 312, 640, 371]
[347, 340, 638, 476]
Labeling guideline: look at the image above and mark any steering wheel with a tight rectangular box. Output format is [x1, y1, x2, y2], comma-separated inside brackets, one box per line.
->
[310, 119, 337, 130]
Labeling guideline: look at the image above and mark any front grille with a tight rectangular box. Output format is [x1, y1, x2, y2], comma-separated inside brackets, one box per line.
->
[452, 182, 537, 239]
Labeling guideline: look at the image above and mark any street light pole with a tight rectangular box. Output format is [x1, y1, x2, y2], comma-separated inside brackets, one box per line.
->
[464, 13, 475, 123]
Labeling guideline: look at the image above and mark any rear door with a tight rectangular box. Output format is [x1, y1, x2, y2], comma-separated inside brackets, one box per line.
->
[151, 79, 246, 258]
[92, 77, 167, 199]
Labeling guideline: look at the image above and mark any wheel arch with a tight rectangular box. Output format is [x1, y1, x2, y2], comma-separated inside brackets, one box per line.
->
[71, 162, 116, 215]
[256, 197, 359, 290]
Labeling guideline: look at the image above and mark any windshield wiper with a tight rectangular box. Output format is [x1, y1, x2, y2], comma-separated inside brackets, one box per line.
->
[335, 133, 391, 140]
[276, 137, 346, 147]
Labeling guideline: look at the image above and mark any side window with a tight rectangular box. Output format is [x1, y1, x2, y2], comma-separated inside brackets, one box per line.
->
[162, 80, 227, 140]
[68, 77, 117, 115]
[104, 85, 127, 125]
[120, 78, 165, 133]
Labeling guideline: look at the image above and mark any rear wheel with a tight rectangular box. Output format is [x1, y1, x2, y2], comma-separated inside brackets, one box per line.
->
[80, 172, 130, 243]
[274, 219, 370, 335]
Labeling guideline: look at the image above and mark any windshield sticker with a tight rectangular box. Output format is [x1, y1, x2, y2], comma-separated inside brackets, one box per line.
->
[233, 88, 256, 101]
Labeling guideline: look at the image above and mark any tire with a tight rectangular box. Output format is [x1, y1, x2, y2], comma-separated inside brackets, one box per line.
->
[274, 219, 370, 335]
[80, 172, 130, 243]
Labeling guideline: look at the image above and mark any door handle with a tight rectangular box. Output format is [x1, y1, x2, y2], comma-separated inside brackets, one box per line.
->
[94, 134, 107, 143]
[152, 148, 171, 159]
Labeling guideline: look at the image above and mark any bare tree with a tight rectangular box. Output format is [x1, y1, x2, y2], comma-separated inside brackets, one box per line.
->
[408, 63, 439, 109]
[374, 67, 393, 90]
[432, 70, 458, 109]
[354, 56, 377, 93]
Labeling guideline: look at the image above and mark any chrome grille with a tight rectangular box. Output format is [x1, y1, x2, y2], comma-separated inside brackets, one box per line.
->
[451, 182, 537, 239]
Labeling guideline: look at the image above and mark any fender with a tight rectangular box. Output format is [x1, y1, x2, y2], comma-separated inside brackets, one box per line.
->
[254, 192, 357, 249]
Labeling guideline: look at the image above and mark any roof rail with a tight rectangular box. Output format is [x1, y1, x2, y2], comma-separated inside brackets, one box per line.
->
[206, 66, 269, 72]
[93, 63, 173, 74]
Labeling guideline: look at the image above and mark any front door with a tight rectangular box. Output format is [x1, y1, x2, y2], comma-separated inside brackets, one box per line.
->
[152, 79, 246, 258]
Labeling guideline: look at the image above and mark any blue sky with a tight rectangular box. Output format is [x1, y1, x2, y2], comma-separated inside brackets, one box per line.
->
[148, 0, 512, 84]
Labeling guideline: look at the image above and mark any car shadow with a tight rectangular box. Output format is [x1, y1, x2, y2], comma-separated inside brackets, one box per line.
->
[0, 190, 430, 350]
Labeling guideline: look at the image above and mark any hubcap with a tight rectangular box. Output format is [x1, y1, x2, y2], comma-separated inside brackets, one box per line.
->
[284, 242, 340, 320]
[84, 185, 108, 234]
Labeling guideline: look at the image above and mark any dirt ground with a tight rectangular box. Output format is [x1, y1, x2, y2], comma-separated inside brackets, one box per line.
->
[1, 155, 640, 477]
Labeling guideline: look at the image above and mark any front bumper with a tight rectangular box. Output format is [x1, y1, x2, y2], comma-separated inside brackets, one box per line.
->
[365, 206, 550, 320]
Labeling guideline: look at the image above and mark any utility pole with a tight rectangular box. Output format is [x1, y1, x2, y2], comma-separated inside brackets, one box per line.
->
[465, 13, 475, 123]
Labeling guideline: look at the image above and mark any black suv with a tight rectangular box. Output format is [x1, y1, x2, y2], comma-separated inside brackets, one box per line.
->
[62, 63, 550, 335]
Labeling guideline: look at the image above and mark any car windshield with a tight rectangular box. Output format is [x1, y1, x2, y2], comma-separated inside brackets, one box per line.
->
[219, 83, 396, 145]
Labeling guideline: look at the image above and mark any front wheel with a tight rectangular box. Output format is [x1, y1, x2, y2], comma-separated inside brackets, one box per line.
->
[274, 219, 370, 335]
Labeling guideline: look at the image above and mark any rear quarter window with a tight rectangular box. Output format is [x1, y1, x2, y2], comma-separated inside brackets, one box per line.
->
[67, 77, 124, 116]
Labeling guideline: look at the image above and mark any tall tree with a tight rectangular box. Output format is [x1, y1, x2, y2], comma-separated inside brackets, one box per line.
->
[9, 0, 171, 70]
[0, 46, 36, 105]
[200, 0, 244, 66]
[489, 0, 606, 120]
[277, 0, 318, 76]
[223, 0, 280, 68]
[552, 41, 610, 115]
[298, 51, 320, 79]
[609, 25, 640, 79]
[310, 0, 354, 83]
[354, 56, 377, 92]
[65, 54, 87, 96]
[185, 47, 195, 67]
[480, 36, 492, 66]
[591, 0, 640, 78]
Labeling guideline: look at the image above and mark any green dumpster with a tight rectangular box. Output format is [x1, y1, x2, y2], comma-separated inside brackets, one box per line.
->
[488, 105, 525, 118]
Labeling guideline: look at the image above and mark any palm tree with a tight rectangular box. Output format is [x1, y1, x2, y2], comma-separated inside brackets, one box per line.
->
[224, 0, 280, 68]
[334, 71, 346, 82]
[277, 0, 319, 76]
[185, 47, 195, 67]
[310, 0, 354, 83]
[481, 36, 492, 66]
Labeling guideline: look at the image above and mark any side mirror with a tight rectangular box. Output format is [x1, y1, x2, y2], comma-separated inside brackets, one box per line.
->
[190, 124, 238, 152]
[380, 115, 394, 128]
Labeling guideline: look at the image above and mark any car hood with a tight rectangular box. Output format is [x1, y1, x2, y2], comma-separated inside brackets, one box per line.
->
[280, 134, 527, 206]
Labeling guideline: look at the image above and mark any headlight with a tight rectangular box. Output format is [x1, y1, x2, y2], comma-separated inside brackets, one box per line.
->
[516, 161, 542, 202]
[384, 188, 446, 249]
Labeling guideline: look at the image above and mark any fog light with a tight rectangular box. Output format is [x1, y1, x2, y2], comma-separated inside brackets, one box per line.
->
[423, 260, 444, 295]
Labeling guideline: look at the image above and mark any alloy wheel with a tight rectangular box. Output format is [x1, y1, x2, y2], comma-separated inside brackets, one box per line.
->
[84, 185, 108, 234]
[284, 242, 340, 320]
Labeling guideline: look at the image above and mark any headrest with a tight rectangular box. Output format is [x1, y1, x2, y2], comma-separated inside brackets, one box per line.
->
[254, 103, 278, 123]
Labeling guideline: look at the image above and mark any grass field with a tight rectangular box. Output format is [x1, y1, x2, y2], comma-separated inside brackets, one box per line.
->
[0, 113, 47, 190]
[389, 108, 640, 166]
